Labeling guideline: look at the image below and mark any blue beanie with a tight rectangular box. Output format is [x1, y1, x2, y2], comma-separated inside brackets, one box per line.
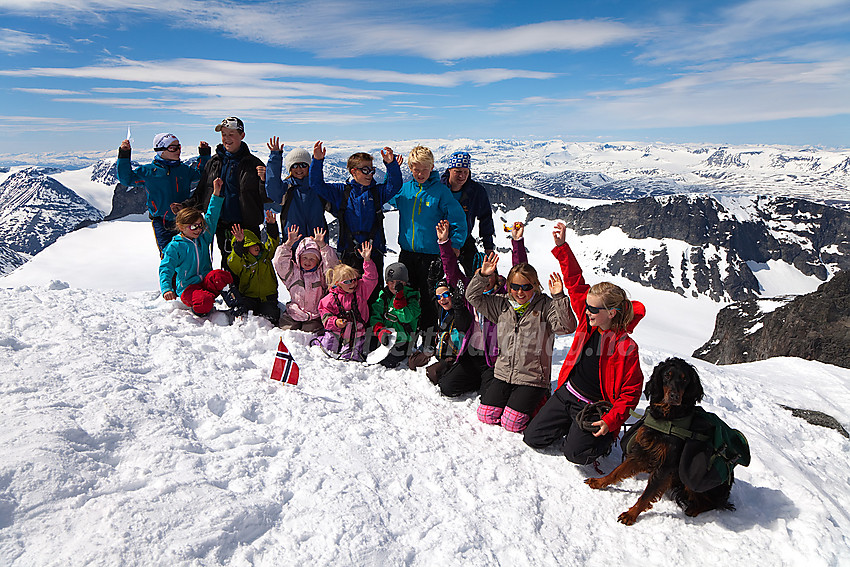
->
[448, 151, 471, 169]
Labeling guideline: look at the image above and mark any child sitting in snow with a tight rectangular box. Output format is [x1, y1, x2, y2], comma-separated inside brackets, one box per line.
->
[422, 276, 472, 385]
[159, 178, 234, 317]
[314, 242, 378, 361]
[226, 210, 281, 324]
[465, 247, 577, 434]
[368, 262, 422, 369]
[273, 225, 339, 332]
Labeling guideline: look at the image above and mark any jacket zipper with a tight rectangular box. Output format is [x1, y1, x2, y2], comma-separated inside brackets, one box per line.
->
[411, 184, 424, 250]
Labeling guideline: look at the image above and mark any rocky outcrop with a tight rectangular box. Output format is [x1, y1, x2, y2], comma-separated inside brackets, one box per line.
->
[693, 271, 850, 368]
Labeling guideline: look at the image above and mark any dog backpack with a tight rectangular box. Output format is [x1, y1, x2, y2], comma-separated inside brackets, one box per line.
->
[623, 407, 751, 492]
[679, 408, 750, 492]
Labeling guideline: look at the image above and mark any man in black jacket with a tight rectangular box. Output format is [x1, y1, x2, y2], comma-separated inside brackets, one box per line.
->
[186, 116, 266, 269]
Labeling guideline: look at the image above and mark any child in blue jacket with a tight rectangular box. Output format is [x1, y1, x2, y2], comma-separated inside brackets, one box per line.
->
[310, 141, 402, 298]
[264, 136, 327, 244]
[118, 133, 210, 254]
[390, 145, 468, 335]
[159, 178, 233, 317]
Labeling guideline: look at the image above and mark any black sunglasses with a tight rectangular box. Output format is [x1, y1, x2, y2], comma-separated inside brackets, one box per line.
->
[355, 166, 376, 175]
[189, 223, 203, 231]
[509, 282, 533, 291]
[290, 162, 308, 170]
[586, 302, 619, 314]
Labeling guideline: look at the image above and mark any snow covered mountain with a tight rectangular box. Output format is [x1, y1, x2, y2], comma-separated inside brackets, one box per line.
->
[0, 168, 103, 275]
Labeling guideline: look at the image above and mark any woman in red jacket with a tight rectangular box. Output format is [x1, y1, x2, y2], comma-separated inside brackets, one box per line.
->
[523, 221, 645, 465]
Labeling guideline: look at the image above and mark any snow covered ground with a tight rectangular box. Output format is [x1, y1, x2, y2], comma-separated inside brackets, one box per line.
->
[1, 215, 849, 566]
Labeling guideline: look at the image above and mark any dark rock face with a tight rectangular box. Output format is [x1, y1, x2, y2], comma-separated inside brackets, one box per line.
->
[0, 168, 104, 274]
[104, 184, 147, 221]
[693, 271, 850, 368]
[483, 183, 850, 301]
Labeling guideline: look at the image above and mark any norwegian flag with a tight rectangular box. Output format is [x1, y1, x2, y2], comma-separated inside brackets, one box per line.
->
[270, 338, 299, 385]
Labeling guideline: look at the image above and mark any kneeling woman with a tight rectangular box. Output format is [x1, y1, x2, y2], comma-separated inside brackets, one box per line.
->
[523, 222, 645, 465]
[466, 251, 576, 433]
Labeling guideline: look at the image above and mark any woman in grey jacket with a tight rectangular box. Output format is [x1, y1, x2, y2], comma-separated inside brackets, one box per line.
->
[466, 251, 577, 433]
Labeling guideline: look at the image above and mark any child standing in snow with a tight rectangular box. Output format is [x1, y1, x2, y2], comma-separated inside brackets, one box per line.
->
[315, 242, 378, 361]
[226, 210, 281, 324]
[368, 262, 422, 369]
[159, 178, 234, 317]
[523, 222, 645, 464]
[465, 246, 577, 434]
[264, 136, 327, 243]
[117, 133, 211, 254]
[273, 226, 339, 332]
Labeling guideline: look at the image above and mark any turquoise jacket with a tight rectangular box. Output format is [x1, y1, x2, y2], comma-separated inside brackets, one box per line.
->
[390, 170, 467, 255]
[159, 194, 223, 296]
[117, 148, 210, 221]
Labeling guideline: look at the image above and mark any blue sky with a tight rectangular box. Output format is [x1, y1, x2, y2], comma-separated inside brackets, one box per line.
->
[1, 0, 849, 155]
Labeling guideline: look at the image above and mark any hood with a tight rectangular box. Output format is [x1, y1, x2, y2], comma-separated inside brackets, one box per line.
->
[295, 236, 322, 264]
[241, 229, 261, 249]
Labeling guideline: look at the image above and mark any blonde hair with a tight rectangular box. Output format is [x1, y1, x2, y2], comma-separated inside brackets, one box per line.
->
[175, 206, 205, 231]
[589, 282, 635, 331]
[347, 152, 373, 171]
[506, 263, 543, 293]
[407, 145, 434, 169]
[325, 263, 360, 287]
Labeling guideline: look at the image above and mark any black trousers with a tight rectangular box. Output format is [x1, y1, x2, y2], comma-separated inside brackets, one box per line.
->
[398, 249, 440, 340]
[457, 235, 481, 279]
[480, 377, 547, 416]
[438, 351, 490, 397]
[523, 384, 615, 465]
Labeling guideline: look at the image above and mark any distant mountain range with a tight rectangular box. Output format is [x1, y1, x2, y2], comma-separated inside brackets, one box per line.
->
[1, 140, 848, 298]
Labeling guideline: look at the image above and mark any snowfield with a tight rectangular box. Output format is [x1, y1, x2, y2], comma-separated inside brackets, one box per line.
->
[0, 217, 849, 566]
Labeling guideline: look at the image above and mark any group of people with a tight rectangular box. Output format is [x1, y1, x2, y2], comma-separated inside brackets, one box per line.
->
[117, 116, 647, 466]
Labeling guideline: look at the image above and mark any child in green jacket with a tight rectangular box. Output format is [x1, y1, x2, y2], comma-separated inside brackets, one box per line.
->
[227, 210, 281, 323]
[369, 262, 421, 369]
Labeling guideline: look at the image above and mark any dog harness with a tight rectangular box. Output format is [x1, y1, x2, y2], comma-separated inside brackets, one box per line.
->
[624, 409, 711, 455]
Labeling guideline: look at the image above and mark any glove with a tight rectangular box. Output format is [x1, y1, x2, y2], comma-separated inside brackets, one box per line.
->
[373, 322, 385, 335]
[393, 290, 407, 309]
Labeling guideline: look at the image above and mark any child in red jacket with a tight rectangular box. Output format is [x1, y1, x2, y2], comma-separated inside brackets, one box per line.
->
[523, 221, 645, 465]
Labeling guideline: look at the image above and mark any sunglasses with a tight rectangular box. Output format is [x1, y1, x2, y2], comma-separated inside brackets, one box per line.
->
[509, 282, 534, 291]
[341, 278, 359, 285]
[189, 223, 203, 231]
[586, 302, 619, 314]
[290, 162, 308, 170]
[436, 291, 451, 300]
[166, 143, 181, 152]
[355, 166, 376, 175]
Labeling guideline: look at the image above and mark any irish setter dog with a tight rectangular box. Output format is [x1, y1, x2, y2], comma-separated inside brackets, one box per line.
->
[585, 357, 734, 525]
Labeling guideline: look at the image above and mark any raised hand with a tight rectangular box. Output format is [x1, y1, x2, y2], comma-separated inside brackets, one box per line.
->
[120, 139, 131, 151]
[553, 221, 566, 247]
[313, 140, 326, 160]
[231, 224, 245, 242]
[549, 272, 563, 295]
[380, 146, 395, 164]
[395, 154, 404, 167]
[284, 225, 301, 247]
[213, 177, 223, 197]
[511, 221, 525, 241]
[435, 219, 450, 242]
[480, 251, 499, 277]
[199, 141, 209, 150]
[264, 210, 276, 225]
[267, 136, 281, 152]
[359, 240, 372, 260]
[313, 227, 327, 247]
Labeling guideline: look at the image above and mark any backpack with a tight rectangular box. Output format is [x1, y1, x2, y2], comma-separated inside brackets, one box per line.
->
[622, 407, 751, 492]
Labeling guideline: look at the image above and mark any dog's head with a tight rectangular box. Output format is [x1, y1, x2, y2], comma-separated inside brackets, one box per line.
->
[645, 358, 703, 416]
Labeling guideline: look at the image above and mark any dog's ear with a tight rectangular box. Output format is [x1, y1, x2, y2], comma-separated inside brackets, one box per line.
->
[645, 361, 666, 401]
[683, 360, 704, 404]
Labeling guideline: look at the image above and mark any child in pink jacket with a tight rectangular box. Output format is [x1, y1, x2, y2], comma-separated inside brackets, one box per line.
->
[314, 242, 378, 361]
[273, 226, 339, 332]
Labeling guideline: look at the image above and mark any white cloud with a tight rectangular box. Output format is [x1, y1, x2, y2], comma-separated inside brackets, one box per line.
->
[0, 28, 57, 53]
[0, 1, 645, 60]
